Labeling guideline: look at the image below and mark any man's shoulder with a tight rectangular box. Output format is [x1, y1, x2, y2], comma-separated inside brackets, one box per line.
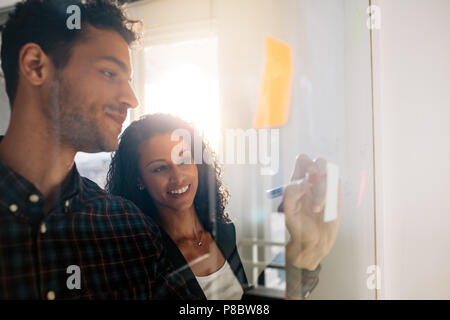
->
[77, 175, 161, 232]
[78, 176, 142, 213]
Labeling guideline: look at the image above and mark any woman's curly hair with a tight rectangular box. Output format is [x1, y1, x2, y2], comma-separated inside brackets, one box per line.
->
[105, 113, 232, 232]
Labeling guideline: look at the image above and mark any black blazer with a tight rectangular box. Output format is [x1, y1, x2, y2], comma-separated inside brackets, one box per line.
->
[160, 222, 250, 299]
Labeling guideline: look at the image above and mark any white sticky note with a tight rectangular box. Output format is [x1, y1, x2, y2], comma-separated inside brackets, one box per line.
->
[324, 163, 339, 222]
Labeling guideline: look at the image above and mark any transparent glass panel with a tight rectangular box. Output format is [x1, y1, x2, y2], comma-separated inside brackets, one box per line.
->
[110, 0, 376, 300]
[214, 0, 375, 299]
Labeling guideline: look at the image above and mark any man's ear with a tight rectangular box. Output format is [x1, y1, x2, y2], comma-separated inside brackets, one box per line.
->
[18, 43, 53, 87]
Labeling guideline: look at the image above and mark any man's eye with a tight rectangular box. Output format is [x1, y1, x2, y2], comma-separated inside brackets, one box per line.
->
[102, 70, 116, 79]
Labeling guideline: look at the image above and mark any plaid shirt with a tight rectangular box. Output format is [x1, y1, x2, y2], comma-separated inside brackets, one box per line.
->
[0, 141, 320, 300]
[0, 158, 197, 300]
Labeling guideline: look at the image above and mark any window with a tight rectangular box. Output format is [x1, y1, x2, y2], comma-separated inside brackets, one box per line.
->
[144, 37, 220, 149]
[75, 152, 111, 188]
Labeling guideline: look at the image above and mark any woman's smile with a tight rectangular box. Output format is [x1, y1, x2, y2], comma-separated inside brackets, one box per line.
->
[167, 184, 191, 198]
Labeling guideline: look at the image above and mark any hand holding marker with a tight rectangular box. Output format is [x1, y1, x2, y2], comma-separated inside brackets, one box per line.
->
[266, 163, 340, 222]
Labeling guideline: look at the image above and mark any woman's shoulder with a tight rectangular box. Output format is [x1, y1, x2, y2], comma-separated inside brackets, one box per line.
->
[216, 220, 236, 234]
[214, 221, 237, 247]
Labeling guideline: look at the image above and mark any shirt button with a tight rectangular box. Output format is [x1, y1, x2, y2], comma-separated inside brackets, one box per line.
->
[29, 194, 40, 203]
[40, 223, 47, 234]
[47, 291, 55, 300]
[9, 204, 18, 213]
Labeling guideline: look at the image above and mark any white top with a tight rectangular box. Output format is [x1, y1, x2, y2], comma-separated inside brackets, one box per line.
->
[195, 260, 244, 300]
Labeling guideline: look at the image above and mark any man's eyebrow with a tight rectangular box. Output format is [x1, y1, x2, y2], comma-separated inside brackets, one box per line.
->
[98, 56, 129, 74]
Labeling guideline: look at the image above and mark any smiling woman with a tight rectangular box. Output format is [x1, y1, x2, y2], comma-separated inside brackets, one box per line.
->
[105, 113, 249, 299]
[106, 113, 230, 230]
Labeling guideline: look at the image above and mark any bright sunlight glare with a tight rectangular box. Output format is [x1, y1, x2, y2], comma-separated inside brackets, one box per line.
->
[144, 38, 220, 151]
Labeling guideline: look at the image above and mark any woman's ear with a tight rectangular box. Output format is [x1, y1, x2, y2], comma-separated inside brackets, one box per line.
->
[18, 43, 53, 87]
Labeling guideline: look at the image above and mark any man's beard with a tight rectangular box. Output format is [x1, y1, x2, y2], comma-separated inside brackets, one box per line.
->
[48, 74, 119, 153]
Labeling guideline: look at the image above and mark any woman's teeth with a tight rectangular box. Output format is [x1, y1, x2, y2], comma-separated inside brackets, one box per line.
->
[168, 185, 189, 195]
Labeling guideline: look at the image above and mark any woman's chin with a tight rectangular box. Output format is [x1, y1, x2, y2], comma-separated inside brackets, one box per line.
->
[163, 201, 195, 213]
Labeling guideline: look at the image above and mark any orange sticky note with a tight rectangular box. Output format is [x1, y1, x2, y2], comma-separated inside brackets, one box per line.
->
[254, 37, 293, 128]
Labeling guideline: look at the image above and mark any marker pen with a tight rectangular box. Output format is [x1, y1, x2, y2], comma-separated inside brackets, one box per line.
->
[266, 172, 324, 199]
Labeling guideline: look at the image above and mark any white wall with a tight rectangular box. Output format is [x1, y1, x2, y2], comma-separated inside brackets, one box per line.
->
[0, 89, 10, 135]
[373, 0, 450, 299]
[0, 0, 20, 9]
[0, 52, 10, 135]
